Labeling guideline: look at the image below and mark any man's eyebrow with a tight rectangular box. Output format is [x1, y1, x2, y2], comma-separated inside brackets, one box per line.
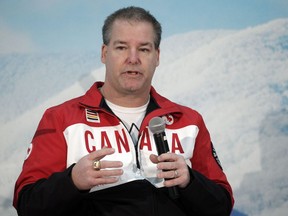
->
[113, 40, 127, 45]
[139, 42, 153, 47]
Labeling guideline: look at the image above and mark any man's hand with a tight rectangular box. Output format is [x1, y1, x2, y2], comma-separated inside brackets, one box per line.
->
[71, 148, 123, 190]
[150, 153, 190, 188]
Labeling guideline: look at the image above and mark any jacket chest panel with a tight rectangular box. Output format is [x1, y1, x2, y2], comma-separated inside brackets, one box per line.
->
[63, 122, 198, 190]
[64, 123, 136, 167]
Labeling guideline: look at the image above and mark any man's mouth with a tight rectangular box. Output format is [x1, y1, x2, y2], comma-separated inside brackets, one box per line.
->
[126, 71, 140, 75]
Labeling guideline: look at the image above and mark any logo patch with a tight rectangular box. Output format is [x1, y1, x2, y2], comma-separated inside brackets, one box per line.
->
[162, 114, 174, 125]
[86, 109, 100, 123]
[211, 143, 223, 170]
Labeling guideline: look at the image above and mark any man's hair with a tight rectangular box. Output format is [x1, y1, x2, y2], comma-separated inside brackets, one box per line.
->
[102, 6, 162, 49]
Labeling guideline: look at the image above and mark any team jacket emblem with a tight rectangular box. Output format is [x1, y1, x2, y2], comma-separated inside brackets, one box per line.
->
[86, 109, 100, 123]
[162, 114, 174, 125]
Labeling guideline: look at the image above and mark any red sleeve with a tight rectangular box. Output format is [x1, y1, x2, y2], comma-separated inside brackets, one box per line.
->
[13, 108, 68, 207]
[191, 113, 234, 206]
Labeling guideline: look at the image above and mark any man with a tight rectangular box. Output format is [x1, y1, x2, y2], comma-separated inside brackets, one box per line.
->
[13, 6, 234, 216]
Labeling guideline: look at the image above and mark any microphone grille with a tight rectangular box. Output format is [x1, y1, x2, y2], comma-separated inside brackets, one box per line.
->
[149, 117, 165, 134]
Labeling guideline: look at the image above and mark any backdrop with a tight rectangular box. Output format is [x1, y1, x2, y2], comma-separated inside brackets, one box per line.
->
[1, 1, 288, 215]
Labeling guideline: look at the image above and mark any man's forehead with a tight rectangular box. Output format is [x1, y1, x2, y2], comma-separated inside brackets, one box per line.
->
[109, 20, 156, 47]
[111, 19, 154, 34]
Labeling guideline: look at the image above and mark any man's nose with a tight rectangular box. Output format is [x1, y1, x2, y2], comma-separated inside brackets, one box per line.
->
[126, 49, 140, 64]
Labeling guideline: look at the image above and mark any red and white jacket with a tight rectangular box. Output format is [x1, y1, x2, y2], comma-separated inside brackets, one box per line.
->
[14, 82, 234, 216]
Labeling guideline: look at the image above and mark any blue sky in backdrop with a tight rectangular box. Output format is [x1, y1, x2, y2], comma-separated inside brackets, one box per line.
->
[0, 0, 288, 53]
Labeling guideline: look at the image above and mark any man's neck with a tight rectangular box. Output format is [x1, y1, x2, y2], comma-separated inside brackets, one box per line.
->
[100, 85, 150, 107]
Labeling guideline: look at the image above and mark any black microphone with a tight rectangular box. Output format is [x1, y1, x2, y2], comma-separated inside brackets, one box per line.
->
[149, 117, 180, 199]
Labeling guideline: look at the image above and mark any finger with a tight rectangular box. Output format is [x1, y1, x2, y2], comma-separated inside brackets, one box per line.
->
[163, 172, 190, 188]
[159, 167, 190, 188]
[90, 176, 121, 186]
[90, 169, 124, 187]
[92, 168, 123, 178]
[149, 154, 159, 164]
[157, 161, 177, 171]
[157, 169, 178, 179]
[157, 152, 178, 162]
[163, 177, 180, 187]
[88, 148, 116, 161]
[95, 160, 123, 169]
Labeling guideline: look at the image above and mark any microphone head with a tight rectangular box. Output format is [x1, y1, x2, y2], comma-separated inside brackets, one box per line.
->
[149, 117, 165, 134]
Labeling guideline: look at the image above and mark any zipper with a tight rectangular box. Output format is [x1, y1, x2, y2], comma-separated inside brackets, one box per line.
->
[118, 118, 141, 170]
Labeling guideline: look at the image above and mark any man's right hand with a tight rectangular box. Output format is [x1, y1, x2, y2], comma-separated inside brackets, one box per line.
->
[71, 148, 123, 190]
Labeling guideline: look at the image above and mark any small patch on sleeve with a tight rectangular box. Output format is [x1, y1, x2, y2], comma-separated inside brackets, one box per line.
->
[211, 142, 223, 170]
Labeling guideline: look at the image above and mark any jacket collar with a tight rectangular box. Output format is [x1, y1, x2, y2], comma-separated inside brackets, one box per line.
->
[79, 81, 179, 114]
[79, 82, 104, 109]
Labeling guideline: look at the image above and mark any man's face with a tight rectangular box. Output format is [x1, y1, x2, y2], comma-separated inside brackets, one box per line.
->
[101, 20, 160, 96]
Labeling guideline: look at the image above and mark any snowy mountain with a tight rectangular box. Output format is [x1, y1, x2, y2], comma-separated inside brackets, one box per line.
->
[0, 18, 287, 216]
[0, 52, 101, 123]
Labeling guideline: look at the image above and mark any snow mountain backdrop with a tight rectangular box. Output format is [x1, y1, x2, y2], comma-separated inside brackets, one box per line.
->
[0, 18, 288, 216]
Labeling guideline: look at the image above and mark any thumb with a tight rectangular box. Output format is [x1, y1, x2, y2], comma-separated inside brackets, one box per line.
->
[149, 154, 159, 164]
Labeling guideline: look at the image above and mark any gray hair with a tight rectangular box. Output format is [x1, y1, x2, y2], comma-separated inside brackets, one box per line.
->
[102, 6, 162, 49]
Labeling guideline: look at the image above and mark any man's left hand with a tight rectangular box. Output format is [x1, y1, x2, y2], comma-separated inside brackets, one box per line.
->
[150, 153, 190, 188]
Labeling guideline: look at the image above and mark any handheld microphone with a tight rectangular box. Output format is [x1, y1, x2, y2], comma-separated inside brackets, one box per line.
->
[149, 117, 179, 199]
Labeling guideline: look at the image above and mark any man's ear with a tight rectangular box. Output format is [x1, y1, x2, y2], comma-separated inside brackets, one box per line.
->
[101, 44, 107, 63]
[156, 48, 160, 67]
